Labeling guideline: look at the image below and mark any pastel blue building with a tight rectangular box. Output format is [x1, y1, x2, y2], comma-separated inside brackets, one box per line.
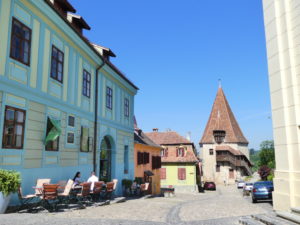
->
[0, 0, 138, 203]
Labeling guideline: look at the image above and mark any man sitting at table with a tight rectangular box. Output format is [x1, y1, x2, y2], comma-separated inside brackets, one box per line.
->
[87, 171, 99, 191]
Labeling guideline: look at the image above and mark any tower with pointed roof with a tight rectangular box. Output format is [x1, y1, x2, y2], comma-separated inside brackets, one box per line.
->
[199, 87, 252, 185]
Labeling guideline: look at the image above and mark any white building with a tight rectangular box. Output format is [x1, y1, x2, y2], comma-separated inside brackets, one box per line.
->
[263, 0, 300, 211]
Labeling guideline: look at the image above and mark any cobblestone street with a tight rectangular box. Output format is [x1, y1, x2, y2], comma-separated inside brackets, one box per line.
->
[0, 185, 273, 225]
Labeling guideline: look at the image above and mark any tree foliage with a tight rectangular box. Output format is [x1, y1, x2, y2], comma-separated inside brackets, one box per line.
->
[258, 140, 275, 169]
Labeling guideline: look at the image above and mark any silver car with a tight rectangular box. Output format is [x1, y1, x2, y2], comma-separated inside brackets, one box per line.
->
[237, 180, 245, 189]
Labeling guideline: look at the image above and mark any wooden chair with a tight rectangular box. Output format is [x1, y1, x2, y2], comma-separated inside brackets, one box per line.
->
[58, 179, 74, 205]
[77, 182, 92, 207]
[42, 184, 59, 212]
[17, 187, 39, 212]
[57, 180, 67, 193]
[91, 181, 104, 201]
[35, 179, 51, 196]
[104, 182, 114, 199]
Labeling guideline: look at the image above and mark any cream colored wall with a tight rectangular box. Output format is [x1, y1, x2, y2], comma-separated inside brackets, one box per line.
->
[263, 0, 300, 211]
[201, 144, 217, 182]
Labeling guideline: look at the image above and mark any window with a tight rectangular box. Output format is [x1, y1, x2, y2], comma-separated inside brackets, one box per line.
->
[178, 168, 186, 180]
[213, 130, 226, 144]
[80, 126, 89, 152]
[10, 18, 31, 65]
[82, 70, 91, 98]
[124, 145, 129, 174]
[68, 116, 75, 127]
[45, 118, 59, 151]
[67, 132, 75, 144]
[160, 168, 166, 180]
[161, 148, 168, 157]
[137, 152, 150, 165]
[124, 98, 129, 117]
[2, 106, 26, 149]
[50, 45, 64, 83]
[216, 165, 220, 172]
[106, 87, 113, 109]
[209, 149, 214, 155]
[176, 147, 185, 157]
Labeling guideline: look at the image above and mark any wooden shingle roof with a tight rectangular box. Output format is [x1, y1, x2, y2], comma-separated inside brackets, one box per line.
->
[200, 87, 248, 144]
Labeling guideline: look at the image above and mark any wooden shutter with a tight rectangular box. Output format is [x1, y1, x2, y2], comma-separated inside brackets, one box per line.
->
[176, 148, 178, 157]
[165, 148, 168, 157]
[160, 168, 166, 179]
[178, 168, 186, 180]
[137, 152, 141, 165]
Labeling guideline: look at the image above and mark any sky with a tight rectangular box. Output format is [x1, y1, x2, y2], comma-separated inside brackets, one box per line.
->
[71, 0, 273, 150]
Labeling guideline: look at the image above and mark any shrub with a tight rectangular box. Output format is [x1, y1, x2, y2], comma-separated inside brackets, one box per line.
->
[0, 170, 21, 196]
[121, 179, 133, 188]
[267, 174, 274, 181]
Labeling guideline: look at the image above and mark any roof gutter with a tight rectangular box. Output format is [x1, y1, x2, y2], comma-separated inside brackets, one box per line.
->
[93, 61, 105, 173]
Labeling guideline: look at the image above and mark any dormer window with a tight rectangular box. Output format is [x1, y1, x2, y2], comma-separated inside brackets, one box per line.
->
[213, 130, 226, 144]
[67, 13, 91, 34]
[51, 0, 76, 17]
[161, 148, 168, 157]
[176, 147, 185, 157]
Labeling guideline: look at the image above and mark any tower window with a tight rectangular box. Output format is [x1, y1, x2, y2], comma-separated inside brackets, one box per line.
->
[213, 130, 226, 144]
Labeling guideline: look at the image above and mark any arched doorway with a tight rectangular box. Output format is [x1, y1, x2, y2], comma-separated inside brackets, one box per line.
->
[99, 136, 112, 182]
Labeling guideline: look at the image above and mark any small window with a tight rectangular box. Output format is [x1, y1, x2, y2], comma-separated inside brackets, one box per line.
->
[176, 147, 185, 157]
[10, 18, 31, 65]
[161, 148, 168, 157]
[216, 165, 220, 172]
[45, 118, 59, 151]
[106, 87, 113, 109]
[2, 106, 26, 149]
[67, 132, 74, 144]
[209, 149, 214, 155]
[152, 156, 161, 169]
[68, 116, 75, 127]
[124, 145, 129, 174]
[124, 98, 129, 117]
[82, 70, 91, 98]
[50, 45, 64, 83]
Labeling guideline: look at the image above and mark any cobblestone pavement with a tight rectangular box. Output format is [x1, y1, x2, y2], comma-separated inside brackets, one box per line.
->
[0, 185, 273, 225]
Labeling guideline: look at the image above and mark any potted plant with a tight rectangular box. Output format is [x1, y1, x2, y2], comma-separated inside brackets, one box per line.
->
[0, 170, 21, 213]
[121, 179, 133, 196]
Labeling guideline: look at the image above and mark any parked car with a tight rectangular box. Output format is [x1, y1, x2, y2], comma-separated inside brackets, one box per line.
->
[251, 181, 273, 203]
[243, 183, 253, 196]
[237, 180, 245, 189]
[204, 182, 216, 191]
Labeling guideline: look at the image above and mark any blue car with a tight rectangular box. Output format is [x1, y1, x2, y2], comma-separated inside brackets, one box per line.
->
[251, 181, 273, 203]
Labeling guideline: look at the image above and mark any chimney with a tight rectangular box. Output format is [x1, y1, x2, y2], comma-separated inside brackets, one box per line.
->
[153, 128, 159, 132]
[138, 129, 142, 136]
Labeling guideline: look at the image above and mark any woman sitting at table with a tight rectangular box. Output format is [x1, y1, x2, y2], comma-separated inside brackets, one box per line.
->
[72, 171, 82, 189]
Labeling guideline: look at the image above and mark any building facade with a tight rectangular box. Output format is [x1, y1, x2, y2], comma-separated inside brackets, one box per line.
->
[0, 0, 137, 202]
[147, 130, 198, 193]
[134, 119, 162, 195]
[199, 87, 252, 185]
[262, 0, 300, 211]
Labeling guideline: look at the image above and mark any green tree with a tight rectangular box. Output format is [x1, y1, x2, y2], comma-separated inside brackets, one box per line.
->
[258, 140, 275, 169]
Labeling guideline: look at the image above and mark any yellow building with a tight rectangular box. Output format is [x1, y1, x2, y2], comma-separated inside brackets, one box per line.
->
[147, 129, 198, 193]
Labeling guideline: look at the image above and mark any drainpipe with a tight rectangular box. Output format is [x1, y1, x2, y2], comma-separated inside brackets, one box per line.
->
[94, 60, 106, 173]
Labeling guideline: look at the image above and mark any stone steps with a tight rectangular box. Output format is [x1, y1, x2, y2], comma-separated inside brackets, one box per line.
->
[276, 211, 300, 224]
[291, 207, 300, 215]
[239, 213, 299, 225]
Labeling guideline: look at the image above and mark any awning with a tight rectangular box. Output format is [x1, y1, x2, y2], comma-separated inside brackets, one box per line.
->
[144, 170, 154, 176]
[45, 118, 61, 145]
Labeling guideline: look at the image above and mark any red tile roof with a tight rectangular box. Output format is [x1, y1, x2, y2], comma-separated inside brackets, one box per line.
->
[215, 145, 243, 156]
[146, 131, 192, 145]
[161, 145, 198, 163]
[200, 87, 248, 144]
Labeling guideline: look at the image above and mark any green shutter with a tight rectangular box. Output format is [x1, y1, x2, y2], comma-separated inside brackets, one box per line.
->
[45, 118, 61, 145]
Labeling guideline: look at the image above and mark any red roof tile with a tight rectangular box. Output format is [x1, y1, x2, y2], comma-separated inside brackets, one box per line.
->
[146, 131, 192, 145]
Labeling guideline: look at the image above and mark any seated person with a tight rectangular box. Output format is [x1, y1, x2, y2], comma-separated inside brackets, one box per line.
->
[87, 171, 99, 191]
[72, 171, 82, 189]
